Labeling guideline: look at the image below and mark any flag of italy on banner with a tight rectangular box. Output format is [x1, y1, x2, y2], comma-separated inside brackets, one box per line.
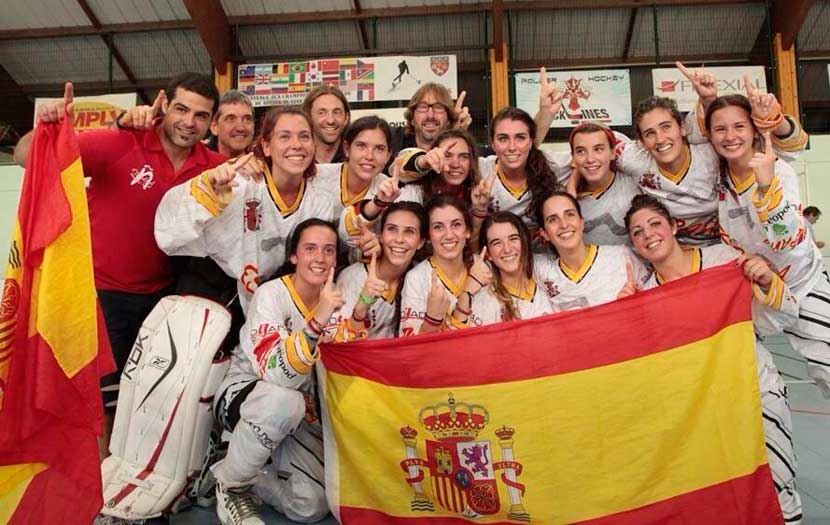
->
[320, 265, 782, 524]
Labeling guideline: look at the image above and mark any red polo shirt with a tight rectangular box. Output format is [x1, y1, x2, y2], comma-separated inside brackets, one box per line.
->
[79, 124, 226, 294]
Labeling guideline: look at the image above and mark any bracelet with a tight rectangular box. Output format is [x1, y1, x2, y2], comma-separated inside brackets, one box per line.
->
[351, 310, 367, 324]
[423, 313, 443, 327]
[359, 292, 378, 306]
[453, 303, 471, 316]
[471, 207, 489, 219]
[306, 317, 323, 336]
[115, 110, 128, 130]
[373, 195, 393, 209]
[468, 274, 485, 288]
[303, 328, 320, 342]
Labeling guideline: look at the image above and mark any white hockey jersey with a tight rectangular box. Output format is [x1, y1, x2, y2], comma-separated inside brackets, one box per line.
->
[717, 161, 823, 298]
[224, 276, 319, 393]
[326, 261, 400, 341]
[642, 243, 798, 335]
[576, 172, 642, 246]
[534, 244, 650, 311]
[468, 280, 553, 327]
[155, 165, 343, 310]
[399, 257, 467, 337]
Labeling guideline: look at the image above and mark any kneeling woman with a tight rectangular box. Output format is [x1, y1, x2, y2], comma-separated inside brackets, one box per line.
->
[451, 211, 553, 327]
[330, 202, 427, 341]
[400, 195, 476, 336]
[625, 194, 802, 524]
[211, 219, 343, 524]
[533, 189, 649, 311]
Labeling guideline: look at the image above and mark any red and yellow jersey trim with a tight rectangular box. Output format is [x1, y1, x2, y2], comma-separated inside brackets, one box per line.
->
[340, 163, 370, 207]
[657, 145, 691, 185]
[190, 171, 230, 217]
[771, 117, 809, 152]
[265, 165, 306, 218]
[751, 175, 784, 223]
[429, 257, 467, 297]
[496, 162, 528, 200]
[559, 244, 599, 284]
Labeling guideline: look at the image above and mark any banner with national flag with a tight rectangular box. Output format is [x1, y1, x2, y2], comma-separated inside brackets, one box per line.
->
[320, 265, 782, 524]
[0, 117, 113, 524]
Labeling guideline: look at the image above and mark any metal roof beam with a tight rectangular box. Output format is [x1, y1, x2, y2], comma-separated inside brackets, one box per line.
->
[182, 0, 232, 70]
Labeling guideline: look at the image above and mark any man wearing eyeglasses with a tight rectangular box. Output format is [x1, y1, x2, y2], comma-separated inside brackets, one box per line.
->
[389, 83, 471, 162]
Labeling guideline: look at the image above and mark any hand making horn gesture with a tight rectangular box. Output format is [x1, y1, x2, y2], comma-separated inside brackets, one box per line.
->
[471, 172, 496, 217]
[207, 152, 256, 195]
[37, 82, 74, 123]
[416, 139, 459, 173]
[452, 91, 472, 130]
[676, 61, 718, 108]
[116, 89, 167, 130]
[315, 267, 345, 323]
[467, 246, 494, 292]
[616, 261, 639, 299]
[747, 132, 776, 188]
[361, 252, 388, 301]
[538, 67, 564, 116]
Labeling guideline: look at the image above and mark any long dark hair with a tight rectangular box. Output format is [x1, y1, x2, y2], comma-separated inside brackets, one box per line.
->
[273, 218, 339, 278]
[479, 211, 533, 321]
[703, 94, 763, 189]
[380, 201, 428, 336]
[424, 194, 473, 265]
[414, 128, 481, 205]
[490, 107, 560, 223]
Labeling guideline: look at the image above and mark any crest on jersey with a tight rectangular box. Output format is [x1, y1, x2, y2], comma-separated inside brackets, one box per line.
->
[430, 56, 450, 77]
[542, 280, 560, 298]
[129, 164, 155, 190]
[639, 172, 661, 190]
[244, 198, 262, 232]
[398, 394, 531, 522]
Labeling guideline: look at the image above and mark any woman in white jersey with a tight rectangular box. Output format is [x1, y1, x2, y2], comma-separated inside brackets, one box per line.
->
[400, 195, 479, 336]
[330, 202, 427, 341]
[211, 219, 343, 525]
[625, 194, 803, 524]
[532, 189, 649, 311]
[450, 211, 552, 327]
[565, 122, 642, 246]
[704, 93, 830, 399]
[156, 107, 338, 310]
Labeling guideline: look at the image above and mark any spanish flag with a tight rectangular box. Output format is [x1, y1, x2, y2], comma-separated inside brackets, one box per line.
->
[0, 117, 113, 524]
[320, 265, 782, 524]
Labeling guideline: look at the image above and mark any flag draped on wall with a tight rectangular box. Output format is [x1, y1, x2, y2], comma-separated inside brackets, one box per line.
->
[320, 265, 782, 525]
[0, 117, 113, 524]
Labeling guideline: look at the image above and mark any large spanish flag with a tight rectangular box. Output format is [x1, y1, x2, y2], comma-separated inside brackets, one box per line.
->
[320, 264, 783, 524]
[0, 117, 113, 524]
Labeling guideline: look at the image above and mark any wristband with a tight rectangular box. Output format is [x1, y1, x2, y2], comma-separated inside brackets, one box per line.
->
[351, 310, 367, 324]
[303, 328, 320, 342]
[423, 313, 443, 327]
[359, 292, 378, 306]
[453, 303, 471, 317]
[373, 195, 392, 209]
[471, 207, 489, 219]
[115, 110, 128, 130]
[306, 317, 323, 336]
[468, 274, 485, 288]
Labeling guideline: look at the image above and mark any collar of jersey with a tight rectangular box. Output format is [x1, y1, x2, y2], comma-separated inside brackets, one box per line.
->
[429, 257, 467, 297]
[578, 171, 616, 199]
[504, 279, 536, 301]
[496, 162, 528, 199]
[282, 275, 315, 320]
[340, 162, 370, 206]
[559, 243, 599, 284]
[264, 164, 306, 217]
[655, 246, 701, 285]
[657, 145, 691, 185]
[727, 168, 756, 194]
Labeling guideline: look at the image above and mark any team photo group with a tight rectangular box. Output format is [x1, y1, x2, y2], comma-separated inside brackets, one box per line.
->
[11, 54, 830, 525]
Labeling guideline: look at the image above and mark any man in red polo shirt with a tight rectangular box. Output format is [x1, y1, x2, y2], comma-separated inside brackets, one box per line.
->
[14, 73, 226, 454]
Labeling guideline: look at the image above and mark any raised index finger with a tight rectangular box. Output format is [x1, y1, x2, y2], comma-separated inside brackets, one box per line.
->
[454, 91, 467, 112]
[626, 261, 634, 283]
[151, 90, 165, 114]
[675, 61, 694, 81]
[232, 151, 255, 169]
[440, 139, 459, 153]
[63, 82, 74, 105]
[368, 252, 378, 277]
[326, 266, 336, 286]
[479, 245, 488, 261]
[539, 66, 549, 87]
[743, 74, 756, 97]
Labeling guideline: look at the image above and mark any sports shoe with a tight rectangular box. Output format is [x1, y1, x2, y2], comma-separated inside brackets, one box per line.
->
[215, 484, 265, 525]
[93, 515, 168, 525]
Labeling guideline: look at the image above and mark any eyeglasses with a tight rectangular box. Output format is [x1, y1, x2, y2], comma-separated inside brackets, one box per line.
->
[414, 102, 448, 114]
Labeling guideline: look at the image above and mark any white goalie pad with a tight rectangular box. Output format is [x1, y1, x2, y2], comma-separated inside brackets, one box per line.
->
[100, 295, 232, 520]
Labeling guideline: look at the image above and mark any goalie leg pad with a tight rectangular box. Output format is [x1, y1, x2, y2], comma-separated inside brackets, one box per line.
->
[100, 295, 231, 520]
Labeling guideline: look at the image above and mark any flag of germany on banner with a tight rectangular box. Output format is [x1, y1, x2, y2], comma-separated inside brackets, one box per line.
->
[0, 117, 113, 524]
[320, 265, 783, 524]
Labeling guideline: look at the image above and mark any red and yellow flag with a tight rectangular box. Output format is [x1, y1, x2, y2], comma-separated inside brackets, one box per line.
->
[320, 265, 782, 524]
[0, 117, 113, 524]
